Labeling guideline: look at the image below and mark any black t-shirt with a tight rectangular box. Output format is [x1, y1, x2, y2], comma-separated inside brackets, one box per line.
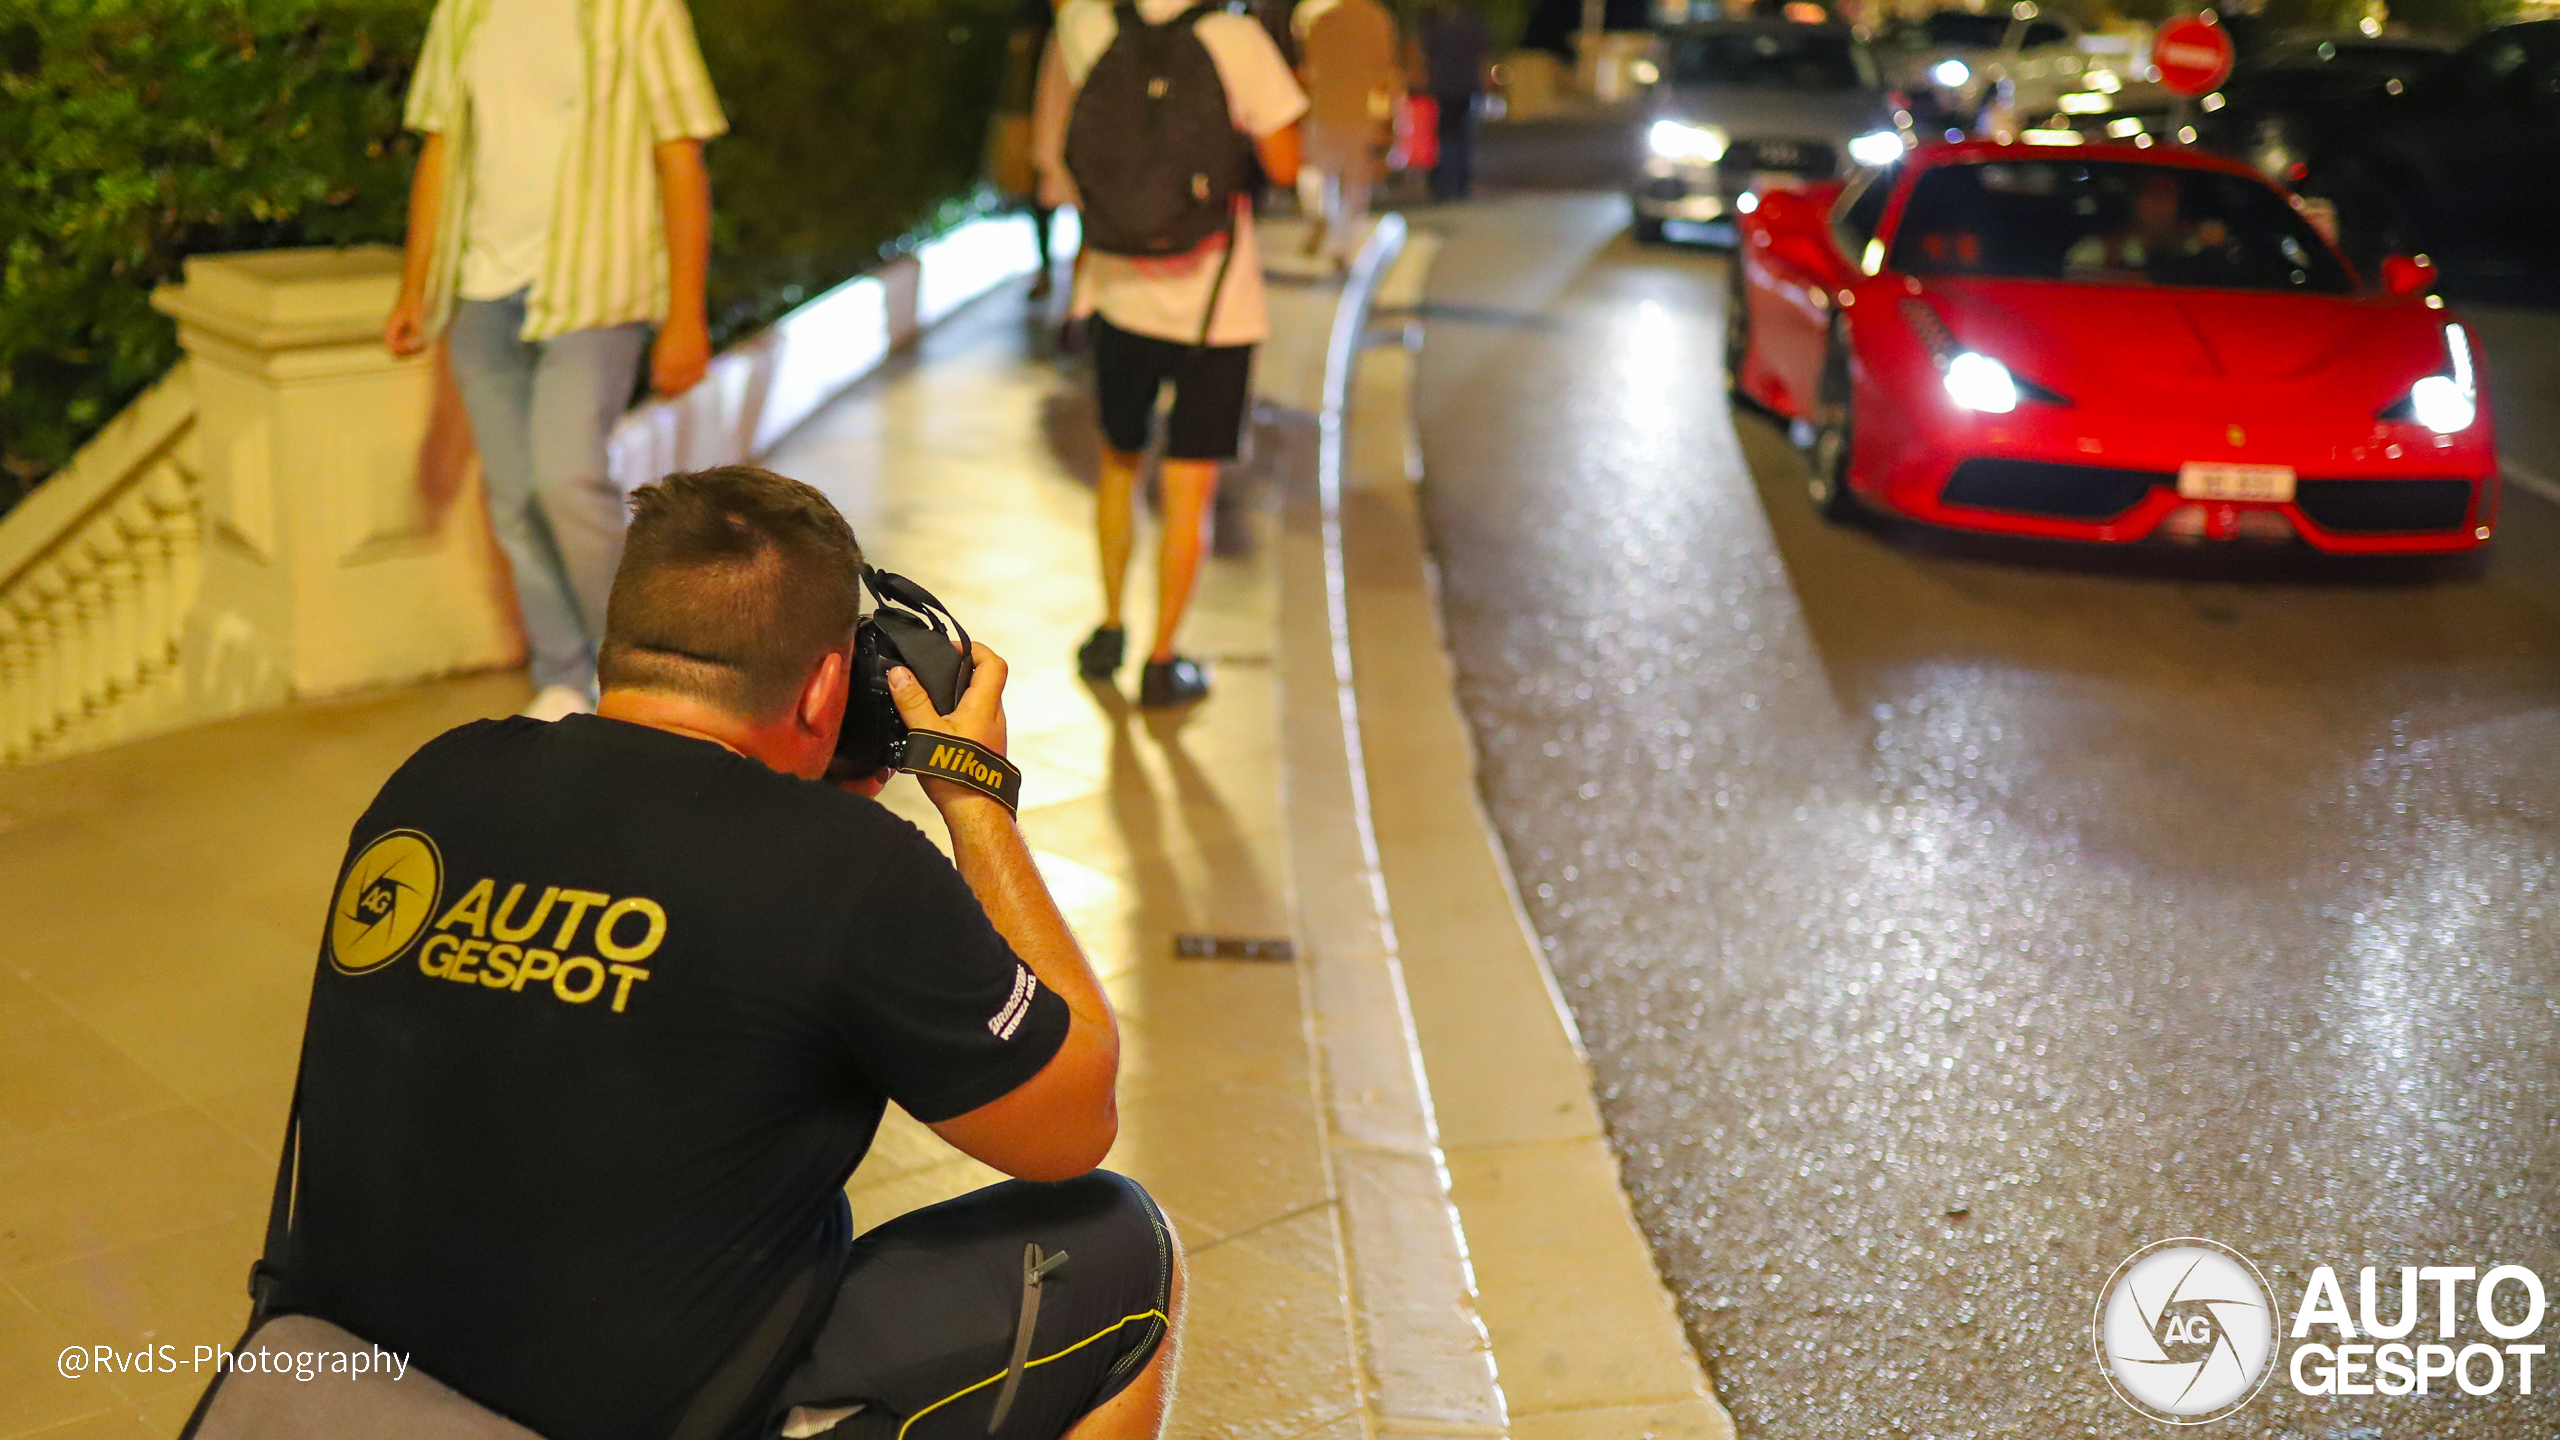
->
[279, 715, 1070, 1440]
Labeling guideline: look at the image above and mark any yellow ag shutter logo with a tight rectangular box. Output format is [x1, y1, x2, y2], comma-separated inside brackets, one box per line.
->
[329, 830, 444, 975]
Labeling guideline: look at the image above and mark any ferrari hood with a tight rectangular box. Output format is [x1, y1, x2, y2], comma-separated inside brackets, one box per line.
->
[1920, 280, 2430, 396]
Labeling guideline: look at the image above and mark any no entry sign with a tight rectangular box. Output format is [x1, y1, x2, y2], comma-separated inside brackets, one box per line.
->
[2152, 15, 2236, 97]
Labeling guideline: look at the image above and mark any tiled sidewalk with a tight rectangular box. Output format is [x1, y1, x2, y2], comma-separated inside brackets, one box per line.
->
[0, 268, 1359, 1440]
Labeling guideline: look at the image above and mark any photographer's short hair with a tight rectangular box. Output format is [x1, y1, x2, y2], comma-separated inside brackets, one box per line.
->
[599, 467, 865, 718]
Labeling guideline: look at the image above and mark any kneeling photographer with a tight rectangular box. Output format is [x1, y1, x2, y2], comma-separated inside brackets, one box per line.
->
[270, 466, 1181, 1440]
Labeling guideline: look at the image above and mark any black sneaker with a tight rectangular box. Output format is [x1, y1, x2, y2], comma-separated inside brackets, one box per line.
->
[1138, 656, 1210, 708]
[1077, 625, 1125, 680]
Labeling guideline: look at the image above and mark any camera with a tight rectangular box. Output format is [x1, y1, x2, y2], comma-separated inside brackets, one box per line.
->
[829, 567, 975, 784]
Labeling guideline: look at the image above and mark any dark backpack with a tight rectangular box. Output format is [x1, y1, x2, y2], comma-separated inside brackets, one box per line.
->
[1064, 0, 1257, 258]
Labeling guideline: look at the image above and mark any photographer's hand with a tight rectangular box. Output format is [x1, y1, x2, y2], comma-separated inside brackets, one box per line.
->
[889, 645, 1120, 1181]
[885, 645, 1009, 803]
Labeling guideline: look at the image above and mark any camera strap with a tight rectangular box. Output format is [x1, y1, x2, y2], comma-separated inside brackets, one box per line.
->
[897, 730, 1023, 812]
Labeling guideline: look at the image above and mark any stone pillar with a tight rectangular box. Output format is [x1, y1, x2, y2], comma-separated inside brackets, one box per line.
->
[153, 246, 522, 707]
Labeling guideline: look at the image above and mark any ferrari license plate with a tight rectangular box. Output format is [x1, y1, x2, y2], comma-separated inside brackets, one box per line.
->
[2177, 462, 2295, 503]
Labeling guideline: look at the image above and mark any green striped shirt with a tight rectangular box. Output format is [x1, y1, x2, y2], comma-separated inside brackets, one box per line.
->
[404, 0, 727, 341]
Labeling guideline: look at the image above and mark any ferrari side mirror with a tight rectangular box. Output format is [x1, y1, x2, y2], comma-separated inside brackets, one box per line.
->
[2380, 253, 2438, 296]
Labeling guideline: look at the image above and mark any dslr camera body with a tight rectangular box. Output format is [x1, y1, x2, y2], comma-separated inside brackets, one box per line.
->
[829, 569, 1021, 811]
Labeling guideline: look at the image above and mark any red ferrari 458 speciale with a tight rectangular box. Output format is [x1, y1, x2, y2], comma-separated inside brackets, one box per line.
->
[1729, 139, 2498, 553]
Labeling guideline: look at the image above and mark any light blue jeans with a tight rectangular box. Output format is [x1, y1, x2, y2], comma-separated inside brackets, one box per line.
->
[447, 292, 649, 693]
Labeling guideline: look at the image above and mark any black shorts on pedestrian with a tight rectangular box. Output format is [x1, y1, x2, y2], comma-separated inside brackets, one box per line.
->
[1090, 315, 1253, 462]
[769, 1171, 1173, 1440]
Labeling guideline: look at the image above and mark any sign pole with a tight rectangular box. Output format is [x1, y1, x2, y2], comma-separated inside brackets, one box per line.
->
[2151, 11, 2236, 141]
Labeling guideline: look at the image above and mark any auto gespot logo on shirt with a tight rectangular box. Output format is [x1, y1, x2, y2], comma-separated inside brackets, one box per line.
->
[330, 831, 668, 1015]
[329, 830, 445, 975]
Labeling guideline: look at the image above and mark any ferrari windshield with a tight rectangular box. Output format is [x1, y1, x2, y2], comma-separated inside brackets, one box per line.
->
[1670, 30, 1876, 89]
[1887, 160, 2356, 294]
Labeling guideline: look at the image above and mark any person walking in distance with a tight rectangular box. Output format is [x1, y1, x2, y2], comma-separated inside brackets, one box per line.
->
[1030, 1, 1085, 328]
[1292, 0, 1402, 272]
[996, 0, 1072, 303]
[1417, 0, 1493, 202]
[382, 0, 726, 722]
[1057, 0, 1306, 707]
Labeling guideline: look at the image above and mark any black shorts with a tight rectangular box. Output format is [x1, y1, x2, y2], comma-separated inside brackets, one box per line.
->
[770, 1172, 1173, 1440]
[1090, 315, 1253, 462]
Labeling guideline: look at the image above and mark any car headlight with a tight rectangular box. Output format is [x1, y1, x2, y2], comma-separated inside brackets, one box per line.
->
[1648, 119, 1728, 164]
[1933, 58, 1970, 87]
[2408, 375, 2476, 434]
[1944, 352, 2019, 413]
[2384, 323, 2478, 434]
[1847, 130, 1905, 168]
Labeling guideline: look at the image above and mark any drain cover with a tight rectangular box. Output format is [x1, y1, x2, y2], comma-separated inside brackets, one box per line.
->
[1173, 935, 1295, 961]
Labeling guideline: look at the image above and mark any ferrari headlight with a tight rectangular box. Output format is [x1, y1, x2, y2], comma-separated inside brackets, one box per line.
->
[1933, 58, 1970, 87]
[1648, 119, 1728, 164]
[1847, 130, 1905, 168]
[2387, 323, 2478, 434]
[1944, 351, 2019, 413]
[2408, 375, 2475, 434]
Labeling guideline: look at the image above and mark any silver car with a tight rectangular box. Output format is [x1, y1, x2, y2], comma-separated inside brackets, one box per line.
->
[1877, 5, 2078, 127]
[1631, 21, 1905, 242]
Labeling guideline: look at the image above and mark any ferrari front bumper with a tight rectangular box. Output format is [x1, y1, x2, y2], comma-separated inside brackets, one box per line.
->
[1859, 409, 2500, 555]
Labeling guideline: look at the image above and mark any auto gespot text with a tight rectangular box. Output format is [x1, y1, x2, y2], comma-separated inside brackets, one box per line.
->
[416, 878, 667, 1013]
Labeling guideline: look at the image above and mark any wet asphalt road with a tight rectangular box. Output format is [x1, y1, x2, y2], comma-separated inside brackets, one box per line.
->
[1408, 175, 2560, 1435]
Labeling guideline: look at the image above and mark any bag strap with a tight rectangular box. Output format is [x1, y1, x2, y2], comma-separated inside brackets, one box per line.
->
[1194, 201, 1240, 351]
[248, 1063, 304, 1321]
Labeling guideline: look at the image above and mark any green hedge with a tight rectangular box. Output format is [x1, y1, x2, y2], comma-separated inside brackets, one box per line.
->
[0, 0, 1013, 506]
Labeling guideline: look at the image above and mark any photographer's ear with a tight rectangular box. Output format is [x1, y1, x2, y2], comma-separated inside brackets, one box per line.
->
[797, 645, 852, 739]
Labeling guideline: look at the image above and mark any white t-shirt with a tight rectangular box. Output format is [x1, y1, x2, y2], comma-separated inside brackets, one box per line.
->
[1056, 0, 1308, 346]
[459, 0, 586, 301]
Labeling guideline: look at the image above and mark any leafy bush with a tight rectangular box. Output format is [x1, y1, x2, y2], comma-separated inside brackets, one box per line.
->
[0, 0, 1015, 506]
[0, 0, 425, 498]
[2383, 0, 2519, 39]
[696, 0, 1015, 340]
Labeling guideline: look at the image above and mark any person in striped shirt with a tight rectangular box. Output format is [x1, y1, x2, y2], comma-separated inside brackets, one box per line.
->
[383, 0, 727, 722]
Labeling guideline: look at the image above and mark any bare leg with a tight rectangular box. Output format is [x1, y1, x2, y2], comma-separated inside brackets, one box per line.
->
[1332, 167, 1371, 263]
[1030, 205, 1057, 300]
[1096, 446, 1144, 628]
[1060, 1236, 1187, 1440]
[1297, 168, 1328, 256]
[1149, 459, 1218, 663]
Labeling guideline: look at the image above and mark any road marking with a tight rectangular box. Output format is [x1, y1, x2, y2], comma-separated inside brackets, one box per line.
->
[2503, 461, 2560, 507]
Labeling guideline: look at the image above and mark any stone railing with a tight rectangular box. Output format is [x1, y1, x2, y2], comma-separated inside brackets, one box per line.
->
[0, 215, 1050, 768]
[0, 370, 205, 763]
[0, 245, 526, 767]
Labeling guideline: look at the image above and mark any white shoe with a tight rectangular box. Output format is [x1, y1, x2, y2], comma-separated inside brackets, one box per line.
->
[519, 684, 593, 721]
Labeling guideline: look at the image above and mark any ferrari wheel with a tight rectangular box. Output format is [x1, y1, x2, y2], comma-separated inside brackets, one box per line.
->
[1805, 337, 1861, 524]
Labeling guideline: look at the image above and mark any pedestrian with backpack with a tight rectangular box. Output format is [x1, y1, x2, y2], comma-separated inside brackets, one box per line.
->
[1057, 0, 1306, 708]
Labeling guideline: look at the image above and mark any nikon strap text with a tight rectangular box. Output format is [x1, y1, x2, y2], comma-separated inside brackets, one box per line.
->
[897, 732, 1023, 812]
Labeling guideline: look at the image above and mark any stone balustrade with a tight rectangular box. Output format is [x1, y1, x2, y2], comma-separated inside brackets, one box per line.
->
[0, 214, 1047, 768]
[0, 372, 205, 763]
[0, 246, 522, 766]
